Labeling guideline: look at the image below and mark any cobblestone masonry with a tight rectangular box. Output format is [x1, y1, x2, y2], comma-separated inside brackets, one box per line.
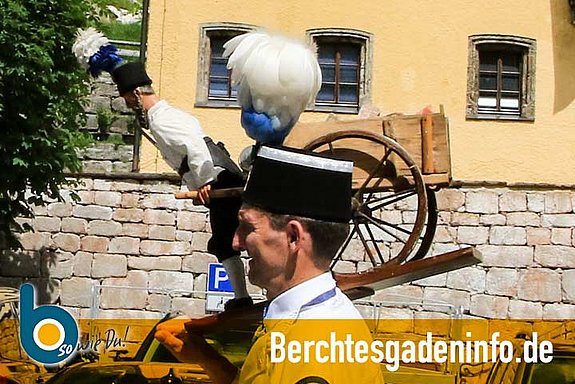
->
[2, 180, 575, 320]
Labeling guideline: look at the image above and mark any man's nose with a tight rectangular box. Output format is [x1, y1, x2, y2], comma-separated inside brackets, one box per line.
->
[232, 231, 245, 251]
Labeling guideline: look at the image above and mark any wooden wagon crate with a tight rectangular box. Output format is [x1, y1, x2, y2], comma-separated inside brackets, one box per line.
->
[284, 110, 452, 189]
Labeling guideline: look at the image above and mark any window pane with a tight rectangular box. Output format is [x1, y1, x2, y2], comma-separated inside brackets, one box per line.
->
[317, 84, 336, 102]
[209, 78, 229, 97]
[322, 64, 336, 82]
[318, 44, 336, 64]
[502, 54, 521, 72]
[502, 75, 520, 91]
[339, 84, 358, 103]
[479, 73, 497, 90]
[340, 65, 358, 83]
[478, 96, 497, 108]
[479, 51, 498, 71]
[500, 97, 519, 109]
[210, 59, 228, 77]
[339, 45, 360, 65]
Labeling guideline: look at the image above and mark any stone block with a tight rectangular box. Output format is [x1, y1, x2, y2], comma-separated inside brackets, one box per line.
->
[61, 218, 88, 234]
[485, 268, 518, 297]
[140, 240, 191, 256]
[562, 270, 575, 304]
[19, 232, 51, 251]
[457, 226, 488, 245]
[113, 208, 144, 223]
[76, 191, 94, 204]
[541, 214, 575, 228]
[121, 223, 149, 238]
[141, 194, 179, 210]
[534, 245, 575, 268]
[121, 193, 141, 208]
[480, 214, 506, 226]
[526, 228, 551, 245]
[466, 190, 499, 214]
[73, 205, 113, 220]
[527, 193, 545, 213]
[108, 237, 140, 255]
[423, 287, 470, 313]
[148, 271, 194, 294]
[100, 271, 148, 309]
[93, 180, 113, 191]
[499, 191, 527, 212]
[88, 220, 122, 236]
[508, 300, 543, 319]
[191, 232, 211, 252]
[60, 277, 94, 307]
[469, 294, 509, 319]
[146, 294, 171, 313]
[489, 227, 526, 245]
[412, 272, 447, 287]
[435, 189, 465, 211]
[543, 303, 575, 319]
[373, 285, 423, 303]
[506, 212, 540, 227]
[81, 160, 112, 173]
[47, 202, 73, 217]
[176, 211, 207, 231]
[517, 269, 561, 303]
[551, 228, 572, 245]
[182, 252, 218, 274]
[171, 297, 206, 317]
[92, 254, 128, 278]
[73, 252, 93, 277]
[451, 213, 480, 226]
[446, 267, 486, 293]
[34, 217, 61, 232]
[148, 225, 176, 241]
[53, 233, 81, 252]
[42, 251, 73, 279]
[176, 230, 194, 242]
[545, 192, 573, 213]
[143, 209, 176, 225]
[94, 191, 122, 207]
[432, 226, 456, 243]
[476, 245, 533, 267]
[128, 256, 182, 271]
[81, 236, 109, 253]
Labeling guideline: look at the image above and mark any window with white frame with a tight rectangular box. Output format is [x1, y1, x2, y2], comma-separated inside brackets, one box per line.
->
[196, 23, 256, 107]
[467, 35, 536, 120]
[308, 28, 373, 114]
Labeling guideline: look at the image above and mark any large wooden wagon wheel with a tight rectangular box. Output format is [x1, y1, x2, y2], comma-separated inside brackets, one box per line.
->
[303, 130, 438, 289]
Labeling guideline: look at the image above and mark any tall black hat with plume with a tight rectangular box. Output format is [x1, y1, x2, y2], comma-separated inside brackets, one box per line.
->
[72, 28, 151, 94]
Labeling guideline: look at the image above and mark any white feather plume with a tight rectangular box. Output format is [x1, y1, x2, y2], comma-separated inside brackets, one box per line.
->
[223, 31, 322, 132]
[72, 27, 110, 69]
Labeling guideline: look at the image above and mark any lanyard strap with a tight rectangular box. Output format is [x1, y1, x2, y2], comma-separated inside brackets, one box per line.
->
[301, 287, 337, 309]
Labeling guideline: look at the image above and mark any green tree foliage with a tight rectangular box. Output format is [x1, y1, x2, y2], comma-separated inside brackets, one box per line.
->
[0, 0, 92, 249]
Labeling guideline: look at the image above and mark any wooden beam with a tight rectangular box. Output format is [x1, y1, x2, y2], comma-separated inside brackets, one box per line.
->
[185, 247, 481, 335]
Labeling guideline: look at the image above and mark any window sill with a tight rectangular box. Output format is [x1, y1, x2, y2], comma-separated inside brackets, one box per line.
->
[195, 100, 240, 109]
[466, 114, 534, 122]
[312, 104, 359, 114]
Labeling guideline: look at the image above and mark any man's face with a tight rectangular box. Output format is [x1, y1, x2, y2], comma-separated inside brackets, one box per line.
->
[233, 207, 289, 294]
[121, 90, 138, 109]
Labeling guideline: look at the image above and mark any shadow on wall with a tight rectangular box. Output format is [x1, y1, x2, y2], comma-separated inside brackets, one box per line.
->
[550, 0, 575, 114]
[0, 247, 58, 304]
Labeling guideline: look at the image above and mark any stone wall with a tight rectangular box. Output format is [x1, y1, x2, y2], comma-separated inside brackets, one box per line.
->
[2, 178, 574, 320]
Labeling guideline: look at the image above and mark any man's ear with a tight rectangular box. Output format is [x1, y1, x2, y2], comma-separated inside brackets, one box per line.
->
[286, 220, 304, 246]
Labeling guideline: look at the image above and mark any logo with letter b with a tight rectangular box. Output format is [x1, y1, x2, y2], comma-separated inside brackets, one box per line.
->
[19, 284, 79, 365]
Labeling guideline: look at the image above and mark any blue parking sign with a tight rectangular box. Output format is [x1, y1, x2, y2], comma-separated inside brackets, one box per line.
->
[207, 263, 234, 293]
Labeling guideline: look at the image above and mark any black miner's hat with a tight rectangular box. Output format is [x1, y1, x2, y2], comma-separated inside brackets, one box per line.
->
[111, 62, 152, 95]
[243, 146, 353, 223]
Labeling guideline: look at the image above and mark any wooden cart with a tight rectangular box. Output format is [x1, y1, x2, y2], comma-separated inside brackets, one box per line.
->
[177, 108, 479, 296]
[283, 108, 457, 291]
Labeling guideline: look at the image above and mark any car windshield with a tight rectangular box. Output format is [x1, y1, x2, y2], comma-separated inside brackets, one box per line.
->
[526, 355, 575, 384]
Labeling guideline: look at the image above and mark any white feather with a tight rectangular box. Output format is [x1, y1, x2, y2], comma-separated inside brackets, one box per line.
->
[72, 27, 109, 69]
[224, 31, 322, 131]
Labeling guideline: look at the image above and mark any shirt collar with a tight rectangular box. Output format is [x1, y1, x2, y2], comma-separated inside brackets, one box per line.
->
[265, 272, 336, 320]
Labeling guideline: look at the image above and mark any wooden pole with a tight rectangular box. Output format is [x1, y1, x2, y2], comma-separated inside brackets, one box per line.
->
[175, 187, 243, 200]
[421, 112, 435, 174]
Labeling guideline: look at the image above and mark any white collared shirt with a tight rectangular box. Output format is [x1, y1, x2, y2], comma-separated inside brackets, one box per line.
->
[147, 100, 220, 189]
[264, 272, 363, 320]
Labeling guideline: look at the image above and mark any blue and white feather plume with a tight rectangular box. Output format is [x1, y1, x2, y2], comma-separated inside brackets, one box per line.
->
[223, 31, 322, 146]
[72, 27, 124, 78]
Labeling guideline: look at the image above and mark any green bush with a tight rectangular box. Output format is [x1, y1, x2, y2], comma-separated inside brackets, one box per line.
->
[0, 0, 92, 249]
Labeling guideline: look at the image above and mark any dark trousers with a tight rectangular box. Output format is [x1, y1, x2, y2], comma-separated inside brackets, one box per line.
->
[207, 169, 244, 261]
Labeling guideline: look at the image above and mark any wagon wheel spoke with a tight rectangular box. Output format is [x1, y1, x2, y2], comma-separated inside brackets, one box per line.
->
[356, 220, 378, 266]
[356, 211, 412, 240]
[365, 188, 418, 211]
[360, 222, 387, 264]
[330, 224, 357, 270]
[354, 148, 391, 200]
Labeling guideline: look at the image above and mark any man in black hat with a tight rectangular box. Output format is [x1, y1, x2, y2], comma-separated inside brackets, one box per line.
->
[112, 62, 252, 311]
[154, 146, 385, 384]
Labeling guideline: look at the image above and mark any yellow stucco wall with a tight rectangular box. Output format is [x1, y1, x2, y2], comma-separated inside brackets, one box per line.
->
[142, 0, 575, 185]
